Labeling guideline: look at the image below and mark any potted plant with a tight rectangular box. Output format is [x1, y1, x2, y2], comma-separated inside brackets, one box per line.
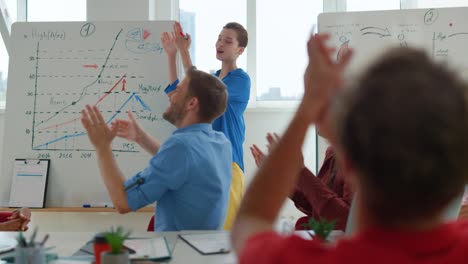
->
[100, 226, 131, 264]
[303, 218, 336, 242]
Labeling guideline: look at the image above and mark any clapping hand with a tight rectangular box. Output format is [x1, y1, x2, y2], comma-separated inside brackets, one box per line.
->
[81, 105, 117, 150]
[301, 33, 352, 123]
[161, 31, 177, 56]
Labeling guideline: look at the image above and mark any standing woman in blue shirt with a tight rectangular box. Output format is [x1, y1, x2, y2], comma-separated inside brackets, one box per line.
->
[162, 21, 250, 229]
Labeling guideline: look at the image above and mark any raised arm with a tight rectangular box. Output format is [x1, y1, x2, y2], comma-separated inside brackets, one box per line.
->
[232, 33, 352, 253]
[173, 21, 193, 71]
[161, 31, 178, 84]
[111, 112, 161, 155]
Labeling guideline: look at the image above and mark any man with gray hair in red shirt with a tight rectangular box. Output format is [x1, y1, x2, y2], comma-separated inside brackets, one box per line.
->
[233, 31, 468, 263]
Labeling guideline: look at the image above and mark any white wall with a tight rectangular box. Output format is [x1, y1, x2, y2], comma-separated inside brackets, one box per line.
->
[243, 109, 316, 221]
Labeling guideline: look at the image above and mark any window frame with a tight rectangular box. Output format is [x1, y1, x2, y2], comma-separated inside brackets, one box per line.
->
[0, 0, 25, 110]
[2, 0, 467, 110]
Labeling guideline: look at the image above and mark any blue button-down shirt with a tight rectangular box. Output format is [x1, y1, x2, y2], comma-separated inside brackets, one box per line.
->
[165, 68, 250, 171]
[124, 123, 232, 231]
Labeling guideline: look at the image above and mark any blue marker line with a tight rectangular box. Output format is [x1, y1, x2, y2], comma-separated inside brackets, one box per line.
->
[105, 93, 136, 124]
[33, 93, 139, 149]
[33, 132, 86, 149]
[134, 95, 151, 111]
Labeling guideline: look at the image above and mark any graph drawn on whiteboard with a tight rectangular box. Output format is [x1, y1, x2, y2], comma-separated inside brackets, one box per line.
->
[318, 7, 468, 81]
[8, 22, 174, 153]
[1, 21, 176, 206]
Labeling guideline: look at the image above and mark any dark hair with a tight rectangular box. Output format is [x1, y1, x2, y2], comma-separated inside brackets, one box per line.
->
[224, 22, 248, 48]
[333, 48, 468, 226]
[186, 67, 227, 123]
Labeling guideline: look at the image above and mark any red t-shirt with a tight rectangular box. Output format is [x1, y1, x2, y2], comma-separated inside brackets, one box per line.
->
[240, 221, 468, 264]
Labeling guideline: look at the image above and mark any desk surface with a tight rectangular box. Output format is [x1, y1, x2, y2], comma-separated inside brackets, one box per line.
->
[0, 231, 237, 264]
[0, 207, 154, 212]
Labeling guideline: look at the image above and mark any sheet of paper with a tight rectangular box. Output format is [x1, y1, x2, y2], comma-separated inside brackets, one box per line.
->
[0, 234, 17, 254]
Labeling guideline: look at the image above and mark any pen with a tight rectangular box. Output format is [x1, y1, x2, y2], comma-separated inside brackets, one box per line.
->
[39, 234, 49, 247]
[18, 232, 27, 247]
[124, 178, 145, 191]
[179, 31, 188, 40]
[29, 227, 38, 247]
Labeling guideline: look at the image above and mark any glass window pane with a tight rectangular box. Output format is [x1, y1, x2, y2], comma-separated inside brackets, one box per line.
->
[256, 0, 322, 100]
[5, 0, 16, 21]
[346, 0, 400, 11]
[27, 0, 86, 22]
[0, 0, 17, 107]
[179, 0, 247, 73]
[414, 0, 468, 8]
[0, 36, 7, 104]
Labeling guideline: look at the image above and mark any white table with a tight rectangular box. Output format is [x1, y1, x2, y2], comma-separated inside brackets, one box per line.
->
[0, 231, 237, 263]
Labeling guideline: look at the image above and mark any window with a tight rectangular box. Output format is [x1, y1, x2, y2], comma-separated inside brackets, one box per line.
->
[346, 0, 400, 12]
[256, 1, 322, 101]
[179, 0, 322, 102]
[0, 36, 7, 107]
[0, 0, 86, 109]
[410, 0, 468, 8]
[0, 0, 17, 108]
[27, 0, 86, 22]
[179, 0, 247, 73]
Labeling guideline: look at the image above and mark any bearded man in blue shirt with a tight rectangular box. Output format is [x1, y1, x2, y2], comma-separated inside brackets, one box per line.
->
[81, 67, 232, 231]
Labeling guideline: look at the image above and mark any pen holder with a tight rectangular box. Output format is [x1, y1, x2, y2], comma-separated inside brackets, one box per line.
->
[100, 251, 129, 264]
[14, 246, 46, 264]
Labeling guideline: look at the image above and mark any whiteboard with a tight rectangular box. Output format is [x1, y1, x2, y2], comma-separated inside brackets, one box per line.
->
[318, 7, 468, 80]
[1, 21, 176, 207]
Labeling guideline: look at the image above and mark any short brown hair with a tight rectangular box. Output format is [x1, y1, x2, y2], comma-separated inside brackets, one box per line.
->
[333, 48, 468, 226]
[186, 67, 227, 123]
[224, 22, 248, 48]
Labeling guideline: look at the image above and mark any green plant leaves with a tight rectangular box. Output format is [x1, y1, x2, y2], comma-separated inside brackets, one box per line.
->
[302, 218, 336, 241]
[103, 226, 132, 254]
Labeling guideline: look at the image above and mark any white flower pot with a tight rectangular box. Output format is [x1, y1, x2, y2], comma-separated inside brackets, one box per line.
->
[101, 251, 130, 264]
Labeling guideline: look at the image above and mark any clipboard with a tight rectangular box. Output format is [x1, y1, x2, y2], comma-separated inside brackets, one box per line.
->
[9, 159, 50, 208]
[74, 237, 171, 261]
[179, 232, 231, 255]
[124, 237, 171, 261]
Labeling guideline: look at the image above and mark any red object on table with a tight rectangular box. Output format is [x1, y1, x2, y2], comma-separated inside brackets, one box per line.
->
[93, 233, 111, 264]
